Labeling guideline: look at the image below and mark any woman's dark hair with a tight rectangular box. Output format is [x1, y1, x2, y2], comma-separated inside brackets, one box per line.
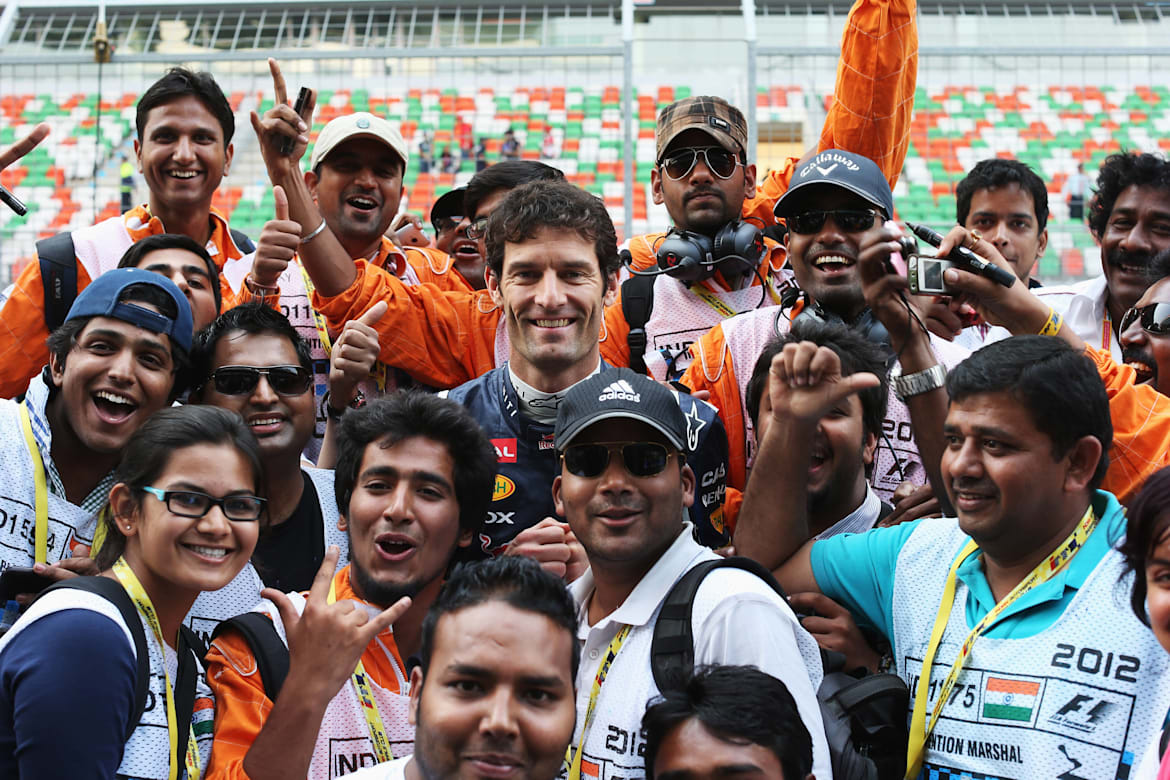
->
[642, 665, 813, 780]
[946, 335, 1112, 490]
[334, 391, 498, 538]
[416, 556, 578, 682]
[136, 67, 235, 145]
[1121, 466, 1170, 625]
[118, 233, 222, 315]
[94, 405, 265, 569]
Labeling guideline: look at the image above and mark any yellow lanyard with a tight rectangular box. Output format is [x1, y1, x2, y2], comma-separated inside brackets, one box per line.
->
[297, 260, 388, 393]
[565, 625, 631, 780]
[327, 578, 395, 763]
[18, 404, 48, 565]
[691, 272, 785, 319]
[1102, 311, 1112, 354]
[111, 558, 201, 780]
[904, 505, 1098, 779]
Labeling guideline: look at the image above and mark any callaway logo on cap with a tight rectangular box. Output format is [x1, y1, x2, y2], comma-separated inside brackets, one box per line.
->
[772, 148, 894, 221]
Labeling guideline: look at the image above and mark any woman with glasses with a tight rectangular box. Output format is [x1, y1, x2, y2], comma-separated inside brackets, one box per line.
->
[0, 405, 265, 780]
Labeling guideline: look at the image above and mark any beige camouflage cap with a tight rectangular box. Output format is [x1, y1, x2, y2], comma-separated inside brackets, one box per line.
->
[656, 96, 748, 162]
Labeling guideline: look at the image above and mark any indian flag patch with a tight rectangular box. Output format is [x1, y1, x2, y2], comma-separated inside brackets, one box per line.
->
[982, 677, 1041, 722]
[191, 696, 215, 737]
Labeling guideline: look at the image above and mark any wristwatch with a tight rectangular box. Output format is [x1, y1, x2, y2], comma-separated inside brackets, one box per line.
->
[890, 363, 947, 401]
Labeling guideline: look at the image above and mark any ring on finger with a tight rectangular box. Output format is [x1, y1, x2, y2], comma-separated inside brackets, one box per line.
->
[967, 230, 982, 249]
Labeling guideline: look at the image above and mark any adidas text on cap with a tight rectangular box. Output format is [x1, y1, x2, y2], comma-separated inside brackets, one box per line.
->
[310, 112, 410, 171]
[773, 149, 895, 221]
[555, 367, 689, 453]
[64, 267, 195, 353]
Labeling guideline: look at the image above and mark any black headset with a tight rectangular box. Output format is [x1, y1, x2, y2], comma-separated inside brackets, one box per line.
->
[645, 220, 767, 283]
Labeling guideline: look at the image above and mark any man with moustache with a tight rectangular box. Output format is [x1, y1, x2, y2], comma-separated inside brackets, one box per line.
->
[204, 392, 498, 780]
[1035, 151, 1170, 359]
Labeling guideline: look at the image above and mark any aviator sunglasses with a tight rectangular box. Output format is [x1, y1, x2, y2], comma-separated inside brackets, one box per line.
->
[561, 441, 681, 479]
[658, 146, 742, 181]
[207, 365, 313, 396]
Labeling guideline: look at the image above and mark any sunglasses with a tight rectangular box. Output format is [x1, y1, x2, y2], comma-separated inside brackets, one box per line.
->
[465, 216, 490, 241]
[1120, 303, 1170, 336]
[561, 441, 680, 479]
[658, 146, 741, 181]
[142, 486, 266, 522]
[432, 215, 462, 233]
[786, 209, 881, 235]
[207, 365, 312, 396]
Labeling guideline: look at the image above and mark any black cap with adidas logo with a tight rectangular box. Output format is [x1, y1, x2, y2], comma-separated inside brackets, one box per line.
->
[555, 367, 689, 453]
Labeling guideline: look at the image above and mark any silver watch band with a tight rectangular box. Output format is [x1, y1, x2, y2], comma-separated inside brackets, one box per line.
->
[893, 363, 947, 400]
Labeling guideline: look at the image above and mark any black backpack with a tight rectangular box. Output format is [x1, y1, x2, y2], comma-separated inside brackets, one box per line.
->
[36, 229, 256, 331]
[210, 611, 290, 701]
[650, 557, 909, 780]
[36, 577, 206, 767]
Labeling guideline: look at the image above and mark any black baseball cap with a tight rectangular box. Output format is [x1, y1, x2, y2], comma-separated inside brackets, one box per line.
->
[555, 368, 689, 452]
[430, 187, 465, 232]
[773, 149, 894, 220]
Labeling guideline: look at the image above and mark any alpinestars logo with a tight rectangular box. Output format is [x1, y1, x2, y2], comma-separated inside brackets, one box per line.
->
[599, 380, 640, 403]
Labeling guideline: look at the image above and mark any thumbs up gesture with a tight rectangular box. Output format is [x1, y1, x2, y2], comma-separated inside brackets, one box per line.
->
[250, 185, 303, 291]
[327, 301, 388, 411]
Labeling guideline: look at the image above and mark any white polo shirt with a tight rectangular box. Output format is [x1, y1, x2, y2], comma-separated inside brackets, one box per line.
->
[566, 523, 831, 780]
[1036, 275, 1120, 359]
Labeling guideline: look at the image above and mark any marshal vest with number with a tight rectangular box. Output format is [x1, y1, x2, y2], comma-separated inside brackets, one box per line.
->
[0, 587, 215, 779]
[0, 397, 96, 567]
[890, 502, 1170, 780]
[249, 590, 414, 780]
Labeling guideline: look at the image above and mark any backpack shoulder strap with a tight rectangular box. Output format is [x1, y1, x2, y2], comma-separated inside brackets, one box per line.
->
[229, 228, 256, 255]
[36, 232, 78, 331]
[211, 611, 289, 701]
[41, 576, 149, 743]
[650, 556, 787, 691]
[173, 625, 207, 766]
[620, 274, 656, 375]
[877, 500, 895, 525]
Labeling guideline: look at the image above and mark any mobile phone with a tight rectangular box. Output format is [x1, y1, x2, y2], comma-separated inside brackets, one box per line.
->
[0, 567, 55, 602]
[395, 222, 430, 248]
[282, 87, 310, 156]
[907, 253, 957, 296]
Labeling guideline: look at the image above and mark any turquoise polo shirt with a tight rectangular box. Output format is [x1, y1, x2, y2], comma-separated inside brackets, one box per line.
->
[809, 490, 1128, 643]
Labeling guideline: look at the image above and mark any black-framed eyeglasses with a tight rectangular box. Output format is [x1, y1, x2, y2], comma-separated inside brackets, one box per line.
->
[1121, 302, 1170, 336]
[141, 487, 266, 521]
[658, 146, 741, 181]
[432, 215, 462, 233]
[561, 441, 681, 479]
[465, 216, 490, 241]
[207, 365, 312, 396]
[786, 209, 881, 235]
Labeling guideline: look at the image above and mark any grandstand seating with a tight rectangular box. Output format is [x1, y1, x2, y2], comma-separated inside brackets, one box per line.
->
[4, 82, 1169, 284]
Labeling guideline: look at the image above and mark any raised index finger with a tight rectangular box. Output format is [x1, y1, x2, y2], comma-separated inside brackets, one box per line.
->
[268, 57, 288, 106]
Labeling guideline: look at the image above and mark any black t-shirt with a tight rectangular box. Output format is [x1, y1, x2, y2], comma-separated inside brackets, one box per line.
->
[252, 471, 325, 593]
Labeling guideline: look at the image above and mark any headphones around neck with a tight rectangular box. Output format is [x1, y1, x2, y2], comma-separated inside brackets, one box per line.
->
[651, 220, 766, 283]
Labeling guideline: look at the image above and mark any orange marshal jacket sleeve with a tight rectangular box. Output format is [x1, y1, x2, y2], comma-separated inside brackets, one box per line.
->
[0, 206, 249, 398]
[405, 246, 476, 292]
[678, 322, 751, 494]
[204, 568, 408, 780]
[745, 0, 918, 226]
[310, 259, 502, 389]
[1088, 347, 1170, 504]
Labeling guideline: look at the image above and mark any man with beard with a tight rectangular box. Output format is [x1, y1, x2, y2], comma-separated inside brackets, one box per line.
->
[343, 556, 579, 780]
[600, 0, 918, 382]
[1034, 151, 1170, 359]
[204, 392, 499, 780]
